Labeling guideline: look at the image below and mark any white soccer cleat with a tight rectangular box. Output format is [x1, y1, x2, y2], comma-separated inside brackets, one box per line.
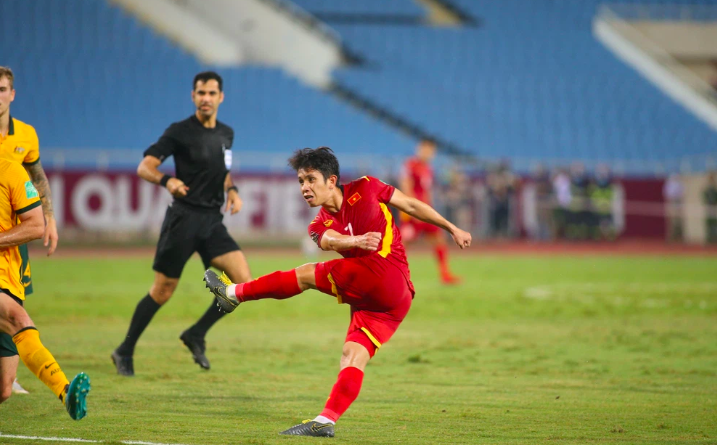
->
[12, 379, 30, 394]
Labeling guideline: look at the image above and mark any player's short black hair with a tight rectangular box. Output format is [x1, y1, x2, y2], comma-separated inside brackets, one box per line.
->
[420, 137, 437, 146]
[288, 146, 340, 183]
[193, 71, 223, 91]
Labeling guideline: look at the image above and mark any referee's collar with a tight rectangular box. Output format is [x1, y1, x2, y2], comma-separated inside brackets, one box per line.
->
[7, 114, 14, 135]
[191, 113, 218, 130]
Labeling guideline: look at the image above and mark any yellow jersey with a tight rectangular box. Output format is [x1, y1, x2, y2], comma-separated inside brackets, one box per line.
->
[0, 116, 40, 166]
[0, 158, 41, 300]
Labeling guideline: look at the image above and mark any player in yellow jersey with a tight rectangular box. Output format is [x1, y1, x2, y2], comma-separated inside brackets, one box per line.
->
[0, 158, 90, 419]
[0, 66, 60, 395]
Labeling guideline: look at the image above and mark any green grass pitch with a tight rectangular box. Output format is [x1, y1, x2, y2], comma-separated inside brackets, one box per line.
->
[1, 250, 716, 444]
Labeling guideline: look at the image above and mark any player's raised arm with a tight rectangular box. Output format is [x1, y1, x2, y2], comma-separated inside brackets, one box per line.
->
[319, 229, 382, 252]
[389, 188, 472, 249]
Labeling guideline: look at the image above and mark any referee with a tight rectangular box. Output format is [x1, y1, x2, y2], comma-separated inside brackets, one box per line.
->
[111, 71, 251, 376]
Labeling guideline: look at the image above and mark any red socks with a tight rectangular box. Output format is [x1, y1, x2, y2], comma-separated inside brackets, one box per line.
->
[236, 270, 301, 302]
[320, 367, 365, 423]
[434, 245, 449, 274]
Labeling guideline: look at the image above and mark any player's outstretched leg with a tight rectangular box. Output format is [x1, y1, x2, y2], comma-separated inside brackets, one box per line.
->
[279, 420, 335, 437]
[13, 327, 90, 420]
[204, 268, 303, 313]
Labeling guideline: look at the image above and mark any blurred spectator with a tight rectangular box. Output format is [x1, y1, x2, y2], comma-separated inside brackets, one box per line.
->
[590, 164, 616, 240]
[486, 161, 516, 239]
[704, 172, 717, 244]
[532, 164, 552, 241]
[568, 163, 591, 240]
[710, 60, 717, 92]
[444, 165, 472, 234]
[400, 139, 460, 283]
[663, 174, 684, 242]
[552, 167, 572, 239]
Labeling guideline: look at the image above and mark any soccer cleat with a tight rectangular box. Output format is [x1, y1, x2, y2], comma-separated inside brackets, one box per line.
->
[12, 379, 29, 394]
[203, 270, 240, 313]
[440, 273, 462, 285]
[280, 420, 335, 437]
[111, 350, 134, 377]
[64, 372, 91, 421]
[180, 330, 210, 370]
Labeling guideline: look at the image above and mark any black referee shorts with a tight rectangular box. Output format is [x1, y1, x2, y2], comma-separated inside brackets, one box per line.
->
[153, 202, 241, 279]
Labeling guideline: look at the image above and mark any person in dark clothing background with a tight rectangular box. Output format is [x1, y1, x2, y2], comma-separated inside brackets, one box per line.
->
[590, 164, 615, 240]
[704, 172, 717, 244]
[111, 72, 252, 376]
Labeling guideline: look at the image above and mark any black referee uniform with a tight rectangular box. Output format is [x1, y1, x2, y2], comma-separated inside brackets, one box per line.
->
[112, 114, 240, 375]
[149, 115, 239, 276]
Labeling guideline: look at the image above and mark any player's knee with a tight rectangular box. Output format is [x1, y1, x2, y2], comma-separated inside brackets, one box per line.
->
[7, 307, 33, 332]
[341, 342, 371, 371]
[149, 282, 176, 305]
[0, 385, 12, 404]
[294, 263, 317, 291]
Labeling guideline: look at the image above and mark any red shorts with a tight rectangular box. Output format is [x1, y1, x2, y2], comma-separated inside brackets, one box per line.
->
[315, 255, 413, 357]
[400, 218, 440, 242]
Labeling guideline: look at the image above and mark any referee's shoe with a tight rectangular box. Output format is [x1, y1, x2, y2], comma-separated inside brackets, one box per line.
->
[180, 330, 210, 370]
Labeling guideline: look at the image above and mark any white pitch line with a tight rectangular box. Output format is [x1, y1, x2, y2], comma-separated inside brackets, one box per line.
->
[0, 434, 97, 443]
[0, 434, 191, 445]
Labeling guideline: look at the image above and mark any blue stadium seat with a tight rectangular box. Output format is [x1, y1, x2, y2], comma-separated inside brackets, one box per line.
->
[1, 0, 415, 161]
[291, 0, 717, 163]
[2, 0, 716, 170]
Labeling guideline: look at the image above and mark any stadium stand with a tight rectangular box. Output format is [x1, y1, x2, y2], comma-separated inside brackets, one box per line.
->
[294, 0, 717, 166]
[1, 0, 716, 171]
[0, 0, 415, 159]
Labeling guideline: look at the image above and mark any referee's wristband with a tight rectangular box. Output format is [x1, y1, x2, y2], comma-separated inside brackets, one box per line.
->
[159, 175, 172, 187]
[226, 185, 239, 194]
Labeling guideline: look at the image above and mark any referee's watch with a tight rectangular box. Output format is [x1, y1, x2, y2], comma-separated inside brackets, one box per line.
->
[227, 185, 239, 194]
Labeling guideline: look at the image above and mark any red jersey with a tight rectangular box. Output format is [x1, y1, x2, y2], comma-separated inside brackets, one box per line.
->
[402, 158, 433, 204]
[308, 176, 413, 291]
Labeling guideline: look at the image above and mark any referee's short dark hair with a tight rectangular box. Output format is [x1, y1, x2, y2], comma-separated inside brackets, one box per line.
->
[288, 147, 340, 183]
[194, 71, 223, 92]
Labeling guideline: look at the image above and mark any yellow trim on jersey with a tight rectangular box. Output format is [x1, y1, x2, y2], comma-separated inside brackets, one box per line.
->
[327, 273, 343, 304]
[360, 327, 382, 348]
[378, 203, 393, 258]
[361, 176, 370, 181]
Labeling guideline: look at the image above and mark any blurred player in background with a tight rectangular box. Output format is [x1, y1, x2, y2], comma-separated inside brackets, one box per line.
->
[0, 158, 90, 419]
[400, 139, 460, 284]
[204, 147, 472, 437]
[0, 66, 59, 395]
[111, 72, 252, 376]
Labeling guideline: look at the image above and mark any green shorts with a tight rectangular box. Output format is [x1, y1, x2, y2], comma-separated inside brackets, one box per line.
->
[0, 290, 23, 357]
[20, 243, 33, 296]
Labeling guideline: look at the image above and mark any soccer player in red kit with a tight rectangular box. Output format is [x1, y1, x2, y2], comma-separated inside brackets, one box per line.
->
[400, 139, 461, 284]
[203, 147, 471, 437]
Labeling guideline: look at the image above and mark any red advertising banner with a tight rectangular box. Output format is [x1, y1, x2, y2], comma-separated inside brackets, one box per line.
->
[48, 171, 317, 235]
[46, 171, 667, 239]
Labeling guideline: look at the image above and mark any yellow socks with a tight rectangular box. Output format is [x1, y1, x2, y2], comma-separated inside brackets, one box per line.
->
[13, 327, 70, 402]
